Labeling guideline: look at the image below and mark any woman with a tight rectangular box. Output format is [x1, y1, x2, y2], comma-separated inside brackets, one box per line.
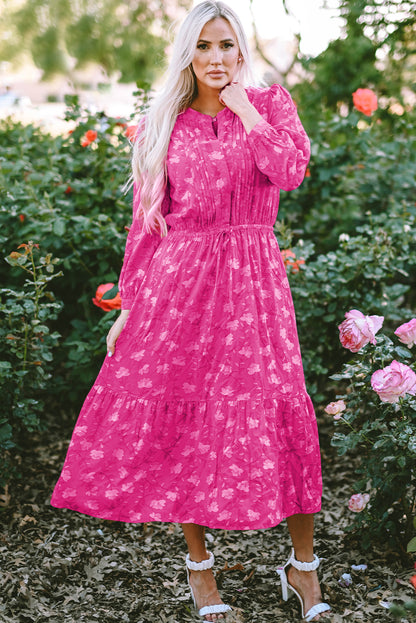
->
[51, 2, 331, 621]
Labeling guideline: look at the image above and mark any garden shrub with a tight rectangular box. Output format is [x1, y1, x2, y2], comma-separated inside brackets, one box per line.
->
[0, 241, 63, 484]
[284, 204, 416, 401]
[325, 315, 416, 549]
[0, 99, 134, 408]
[282, 108, 416, 253]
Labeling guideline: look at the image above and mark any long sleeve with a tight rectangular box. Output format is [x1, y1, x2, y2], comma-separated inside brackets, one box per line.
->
[118, 181, 171, 310]
[246, 83, 310, 191]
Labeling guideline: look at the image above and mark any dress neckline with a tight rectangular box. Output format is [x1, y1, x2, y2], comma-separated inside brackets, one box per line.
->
[185, 106, 229, 120]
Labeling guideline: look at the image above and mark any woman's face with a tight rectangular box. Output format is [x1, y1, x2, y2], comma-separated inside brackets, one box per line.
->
[191, 17, 240, 92]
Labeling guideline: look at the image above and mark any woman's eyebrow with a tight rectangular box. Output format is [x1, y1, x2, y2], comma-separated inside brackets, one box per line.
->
[197, 38, 235, 43]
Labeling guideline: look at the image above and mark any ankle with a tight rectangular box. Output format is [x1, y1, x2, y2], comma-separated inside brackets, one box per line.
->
[293, 549, 315, 564]
[188, 550, 210, 564]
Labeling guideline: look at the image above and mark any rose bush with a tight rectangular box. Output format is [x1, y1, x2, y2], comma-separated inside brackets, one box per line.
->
[327, 316, 416, 548]
[0, 242, 63, 484]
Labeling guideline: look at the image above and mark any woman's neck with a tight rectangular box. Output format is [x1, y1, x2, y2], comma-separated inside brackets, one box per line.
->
[191, 84, 226, 117]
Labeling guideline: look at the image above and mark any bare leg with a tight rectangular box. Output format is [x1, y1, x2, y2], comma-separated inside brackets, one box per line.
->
[286, 513, 329, 621]
[181, 523, 227, 622]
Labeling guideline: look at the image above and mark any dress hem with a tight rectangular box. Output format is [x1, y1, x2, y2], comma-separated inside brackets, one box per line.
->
[49, 498, 322, 531]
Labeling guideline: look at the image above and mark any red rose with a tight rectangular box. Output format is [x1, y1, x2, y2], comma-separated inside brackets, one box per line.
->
[85, 130, 97, 142]
[64, 185, 72, 194]
[81, 129, 98, 147]
[281, 249, 305, 273]
[19, 214, 25, 222]
[92, 283, 122, 312]
[352, 88, 378, 116]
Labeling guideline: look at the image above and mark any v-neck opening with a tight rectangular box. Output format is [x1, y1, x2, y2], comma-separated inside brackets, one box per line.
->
[185, 106, 228, 120]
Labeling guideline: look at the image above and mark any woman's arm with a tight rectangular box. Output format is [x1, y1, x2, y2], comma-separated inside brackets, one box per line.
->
[220, 83, 310, 191]
[118, 181, 171, 310]
[106, 309, 130, 356]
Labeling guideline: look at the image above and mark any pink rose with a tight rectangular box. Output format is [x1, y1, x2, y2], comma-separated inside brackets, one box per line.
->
[348, 493, 370, 512]
[371, 360, 416, 403]
[338, 310, 384, 353]
[324, 400, 346, 420]
[394, 318, 416, 348]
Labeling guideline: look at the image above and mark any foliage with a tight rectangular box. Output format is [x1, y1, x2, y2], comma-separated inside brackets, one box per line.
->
[282, 203, 416, 402]
[282, 109, 416, 249]
[0, 0, 191, 83]
[292, 0, 416, 125]
[325, 324, 416, 549]
[276, 104, 416, 401]
[0, 241, 63, 484]
[0, 97, 135, 409]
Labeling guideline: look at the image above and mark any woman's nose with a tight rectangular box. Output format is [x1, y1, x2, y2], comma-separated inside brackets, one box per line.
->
[210, 47, 223, 64]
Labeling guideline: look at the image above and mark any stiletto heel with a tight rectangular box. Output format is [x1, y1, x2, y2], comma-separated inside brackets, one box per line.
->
[185, 550, 232, 620]
[276, 548, 331, 621]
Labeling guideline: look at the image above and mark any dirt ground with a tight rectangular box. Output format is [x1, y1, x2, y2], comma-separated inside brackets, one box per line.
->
[1, 413, 415, 623]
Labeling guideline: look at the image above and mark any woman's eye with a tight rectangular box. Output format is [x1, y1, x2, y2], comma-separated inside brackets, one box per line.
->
[223, 42, 234, 49]
[197, 43, 208, 50]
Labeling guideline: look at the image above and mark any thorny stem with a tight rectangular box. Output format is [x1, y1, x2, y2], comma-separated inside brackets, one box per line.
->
[29, 246, 40, 321]
[338, 416, 374, 446]
[22, 322, 29, 373]
[21, 245, 39, 374]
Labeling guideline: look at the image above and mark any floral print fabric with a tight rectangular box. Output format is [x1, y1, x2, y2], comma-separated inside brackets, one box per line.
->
[51, 84, 323, 529]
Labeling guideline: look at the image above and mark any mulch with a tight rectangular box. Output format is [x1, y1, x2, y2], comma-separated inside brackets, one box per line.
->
[0, 412, 415, 623]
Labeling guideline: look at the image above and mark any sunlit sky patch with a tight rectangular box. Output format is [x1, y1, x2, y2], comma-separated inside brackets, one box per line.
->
[193, 0, 343, 57]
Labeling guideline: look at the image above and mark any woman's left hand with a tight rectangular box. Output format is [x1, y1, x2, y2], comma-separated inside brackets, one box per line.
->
[219, 81, 252, 116]
[219, 81, 263, 134]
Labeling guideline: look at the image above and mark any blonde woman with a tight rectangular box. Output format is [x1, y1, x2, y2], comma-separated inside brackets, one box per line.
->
[51, 2, 331, 621]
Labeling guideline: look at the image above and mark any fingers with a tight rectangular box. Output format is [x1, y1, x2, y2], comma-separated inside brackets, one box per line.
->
[106, 330, 116, 357]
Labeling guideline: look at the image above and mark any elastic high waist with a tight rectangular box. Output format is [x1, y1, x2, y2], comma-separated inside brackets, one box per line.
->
[168, 223, 274, 236]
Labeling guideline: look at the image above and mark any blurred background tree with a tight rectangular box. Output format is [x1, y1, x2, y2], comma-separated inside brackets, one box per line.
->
[0, 0, 191, 83]
[290, 0, 416, 127]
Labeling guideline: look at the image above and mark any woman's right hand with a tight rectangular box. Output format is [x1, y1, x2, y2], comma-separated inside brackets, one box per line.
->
[106, 309, 130, 357]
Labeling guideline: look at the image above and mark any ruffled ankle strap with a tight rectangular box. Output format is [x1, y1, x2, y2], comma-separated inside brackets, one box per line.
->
[288, 547, 320, 572]
[185, 551, 215, 571]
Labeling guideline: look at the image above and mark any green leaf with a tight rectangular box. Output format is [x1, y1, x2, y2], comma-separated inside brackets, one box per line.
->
[53, 218, 66, 236]
[101, 284, 119, 300]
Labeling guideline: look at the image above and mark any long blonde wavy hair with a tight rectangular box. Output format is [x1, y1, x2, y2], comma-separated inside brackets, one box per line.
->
[130, 0, 256, 236]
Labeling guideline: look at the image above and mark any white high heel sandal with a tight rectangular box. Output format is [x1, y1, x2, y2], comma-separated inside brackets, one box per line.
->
[185, 551, 232, 620]
[276, 548, 331, 621]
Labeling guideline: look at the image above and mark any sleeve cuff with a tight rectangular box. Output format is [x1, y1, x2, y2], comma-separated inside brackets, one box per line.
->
[121, 298, 134, 310]
[247, 117, 269, 138]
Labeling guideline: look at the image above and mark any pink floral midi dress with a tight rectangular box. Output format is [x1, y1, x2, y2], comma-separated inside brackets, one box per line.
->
[51, 83, 323, 530]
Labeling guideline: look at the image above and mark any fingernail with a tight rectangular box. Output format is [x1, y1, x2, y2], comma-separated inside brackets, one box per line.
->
[107, 351, 113, 357]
